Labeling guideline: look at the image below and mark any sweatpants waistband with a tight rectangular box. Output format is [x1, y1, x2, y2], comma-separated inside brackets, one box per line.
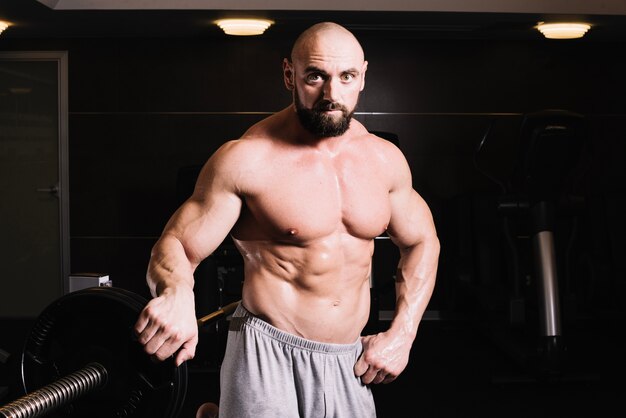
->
[230, 303, 361, 354]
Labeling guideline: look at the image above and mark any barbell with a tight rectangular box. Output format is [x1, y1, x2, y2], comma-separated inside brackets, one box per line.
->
[0, 287, 239, 418]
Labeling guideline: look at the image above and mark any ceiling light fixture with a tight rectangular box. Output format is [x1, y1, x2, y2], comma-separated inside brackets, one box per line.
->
[0, 21, 10, 35]
[536, 22, 591, 39]
[216, 19, 273, 36]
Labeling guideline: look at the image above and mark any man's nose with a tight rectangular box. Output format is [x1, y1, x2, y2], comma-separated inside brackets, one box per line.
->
[322, 77, 341, 102]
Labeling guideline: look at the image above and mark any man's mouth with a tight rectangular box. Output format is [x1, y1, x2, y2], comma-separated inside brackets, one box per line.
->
[315, 101, 346, 113]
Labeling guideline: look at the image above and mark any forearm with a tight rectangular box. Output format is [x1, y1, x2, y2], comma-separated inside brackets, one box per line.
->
[388, 236, 440, 340]
[138, 232, 200, 366]
[355, 237, 439, 384]
[147, 233, 197, 298]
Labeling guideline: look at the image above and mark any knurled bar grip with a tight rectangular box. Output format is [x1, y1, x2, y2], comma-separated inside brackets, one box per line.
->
[0, 363, 107, 418]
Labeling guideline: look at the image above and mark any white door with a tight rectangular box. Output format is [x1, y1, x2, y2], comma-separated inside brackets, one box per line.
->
[0, 51, 69, 317]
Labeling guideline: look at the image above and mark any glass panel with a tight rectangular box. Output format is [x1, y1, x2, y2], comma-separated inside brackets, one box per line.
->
[0, 59, 62, 317]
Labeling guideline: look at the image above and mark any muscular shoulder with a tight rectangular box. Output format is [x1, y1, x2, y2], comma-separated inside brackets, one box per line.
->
[367, 133, 406, 162]
[194, 138, 272, 197]
[211, 137, 271, 167]
[360, 132, 411, 190]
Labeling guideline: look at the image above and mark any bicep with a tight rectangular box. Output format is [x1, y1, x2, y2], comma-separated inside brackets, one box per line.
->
[165, 192, 242, 266]
[385, 153, 436, 249]
[162, 144, 244, 266]
[387, 187, 436, 250]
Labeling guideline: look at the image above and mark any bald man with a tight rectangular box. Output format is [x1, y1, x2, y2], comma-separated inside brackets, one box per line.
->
[135, 22, 439, 417]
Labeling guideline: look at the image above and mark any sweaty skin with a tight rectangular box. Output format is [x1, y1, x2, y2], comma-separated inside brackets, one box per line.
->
[134, 22, 440, 387]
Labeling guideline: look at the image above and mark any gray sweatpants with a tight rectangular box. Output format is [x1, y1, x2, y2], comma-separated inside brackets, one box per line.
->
[219, 304, 376, 418]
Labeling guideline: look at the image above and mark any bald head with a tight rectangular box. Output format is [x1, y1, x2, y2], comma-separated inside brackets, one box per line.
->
[291, 22, 365, 63]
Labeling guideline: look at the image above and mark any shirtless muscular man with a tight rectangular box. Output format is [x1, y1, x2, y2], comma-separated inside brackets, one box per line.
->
[135, 22, 440, 417]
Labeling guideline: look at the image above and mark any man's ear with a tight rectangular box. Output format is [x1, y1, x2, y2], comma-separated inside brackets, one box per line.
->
[283, 58, 295, 90]
[360, 60, 368, 92]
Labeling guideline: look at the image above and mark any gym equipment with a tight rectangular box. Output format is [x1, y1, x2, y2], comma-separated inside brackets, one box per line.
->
[197, 300, 240, 328]
[0, 287, 239, 418]
[476, 109, 588, 379]
[503, 110, 586, 370]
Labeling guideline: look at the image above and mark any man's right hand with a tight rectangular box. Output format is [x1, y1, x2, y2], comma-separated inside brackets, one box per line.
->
[134, 286, 198, 367]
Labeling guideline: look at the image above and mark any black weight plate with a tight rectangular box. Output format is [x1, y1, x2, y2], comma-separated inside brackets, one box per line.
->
[21, 287, 187, 418]
[112, 287, 188, 418]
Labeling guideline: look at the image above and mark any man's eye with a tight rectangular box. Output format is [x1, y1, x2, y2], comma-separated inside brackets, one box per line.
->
[341, 73, 355, 81]
[306, 74, 322, 82]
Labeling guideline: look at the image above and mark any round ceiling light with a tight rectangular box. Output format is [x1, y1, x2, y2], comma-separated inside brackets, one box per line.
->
[216, 19, 274, 36]
[536, 22, 591, 39]
[0, 21, 10, 35]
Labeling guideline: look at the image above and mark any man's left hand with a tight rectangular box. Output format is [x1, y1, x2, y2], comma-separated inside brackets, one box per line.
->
[354, 332, 412, 384]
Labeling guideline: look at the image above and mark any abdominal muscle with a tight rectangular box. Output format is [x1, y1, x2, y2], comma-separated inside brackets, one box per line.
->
[232, 232, 374, 344]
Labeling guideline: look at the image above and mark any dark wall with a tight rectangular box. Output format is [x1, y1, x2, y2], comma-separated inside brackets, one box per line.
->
[2, 33, 624, 317]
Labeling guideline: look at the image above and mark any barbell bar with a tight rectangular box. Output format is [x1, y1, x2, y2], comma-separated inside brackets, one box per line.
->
[0, 363, 107, 418]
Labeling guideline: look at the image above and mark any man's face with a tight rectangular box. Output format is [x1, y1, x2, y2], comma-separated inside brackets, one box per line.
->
[285, 34, 367, 138]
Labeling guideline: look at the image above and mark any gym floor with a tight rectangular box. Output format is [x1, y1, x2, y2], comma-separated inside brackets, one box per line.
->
[2, 313, 624, 418]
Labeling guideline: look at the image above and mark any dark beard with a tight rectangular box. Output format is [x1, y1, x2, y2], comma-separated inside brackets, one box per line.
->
[295, 94, 354, 138]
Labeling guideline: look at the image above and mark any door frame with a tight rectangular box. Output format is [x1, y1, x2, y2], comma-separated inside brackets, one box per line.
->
[0, 51, 70, 293]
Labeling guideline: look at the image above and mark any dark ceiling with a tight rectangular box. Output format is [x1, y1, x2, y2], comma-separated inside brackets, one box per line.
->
[2, 0, 626, 41]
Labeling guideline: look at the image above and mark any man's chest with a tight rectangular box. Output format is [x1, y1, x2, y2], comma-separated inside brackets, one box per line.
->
[241, 155, 391, 240]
